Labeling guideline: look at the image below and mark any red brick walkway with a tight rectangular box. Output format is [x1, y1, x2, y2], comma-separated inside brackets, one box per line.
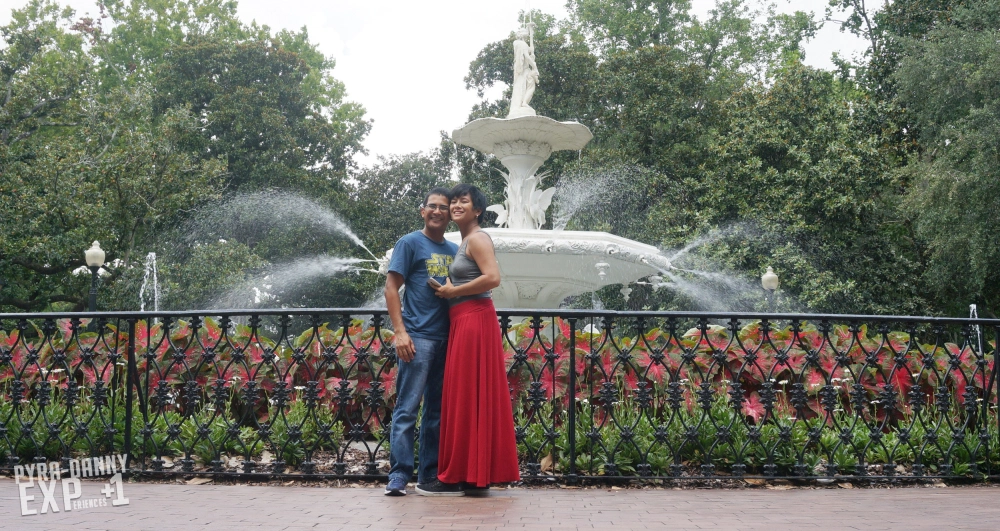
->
[2, 479, 999, 530]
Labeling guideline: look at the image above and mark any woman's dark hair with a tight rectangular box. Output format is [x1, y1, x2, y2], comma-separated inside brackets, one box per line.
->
[422, 187, 452, 207]
[450, 183, 488, 224]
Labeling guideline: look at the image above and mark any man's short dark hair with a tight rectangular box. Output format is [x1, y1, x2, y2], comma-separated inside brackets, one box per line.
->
[422, 187, 452, 207]
[450, 183, 488, 224]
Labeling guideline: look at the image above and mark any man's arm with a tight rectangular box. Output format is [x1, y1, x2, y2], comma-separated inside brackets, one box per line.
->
[385, 271, 415, 362]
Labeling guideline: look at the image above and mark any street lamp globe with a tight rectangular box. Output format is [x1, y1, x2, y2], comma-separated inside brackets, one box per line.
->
[85, 241, 106, 269]
[761, 266, 779, 291]
[84, 241, 105, 317]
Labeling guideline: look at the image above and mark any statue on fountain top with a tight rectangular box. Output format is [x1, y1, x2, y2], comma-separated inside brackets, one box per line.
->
[452, 19, 591, 231]
[508, 24, 538, 119]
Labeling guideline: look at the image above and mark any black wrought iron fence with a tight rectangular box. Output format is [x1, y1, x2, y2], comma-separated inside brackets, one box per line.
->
[1, 309, 997, 482]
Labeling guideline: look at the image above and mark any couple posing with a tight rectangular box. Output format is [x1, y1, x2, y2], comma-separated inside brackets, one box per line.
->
[384, 184, 519, 497]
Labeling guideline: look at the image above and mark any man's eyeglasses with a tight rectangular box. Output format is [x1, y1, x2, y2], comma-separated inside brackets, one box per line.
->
[423, 204, 450, 212]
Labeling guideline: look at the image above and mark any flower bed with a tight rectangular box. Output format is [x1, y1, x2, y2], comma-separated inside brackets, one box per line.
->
[1, 311, 997, 479]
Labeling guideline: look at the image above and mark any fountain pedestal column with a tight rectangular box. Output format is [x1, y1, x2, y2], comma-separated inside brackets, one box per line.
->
[493, 140, 549, 229]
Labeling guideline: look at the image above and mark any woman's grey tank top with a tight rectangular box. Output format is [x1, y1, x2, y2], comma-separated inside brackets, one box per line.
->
[448, 232, 493, 307]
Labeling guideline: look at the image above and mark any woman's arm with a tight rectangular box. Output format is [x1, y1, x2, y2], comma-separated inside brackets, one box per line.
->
[433, 232, 500, 299]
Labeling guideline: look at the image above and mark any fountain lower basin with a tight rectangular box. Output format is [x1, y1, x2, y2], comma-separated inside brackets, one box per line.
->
[445, 228, 670, 309]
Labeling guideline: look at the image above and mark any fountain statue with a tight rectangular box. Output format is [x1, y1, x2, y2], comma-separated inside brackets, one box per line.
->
[443, 21, 672, 308]
[508, 24, 539, 119]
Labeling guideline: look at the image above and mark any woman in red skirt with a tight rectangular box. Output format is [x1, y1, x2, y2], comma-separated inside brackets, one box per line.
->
[431, 183, 520, 494]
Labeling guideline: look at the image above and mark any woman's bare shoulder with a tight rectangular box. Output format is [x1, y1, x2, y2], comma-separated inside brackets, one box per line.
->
[466, 230, 494, 255]
[469, 230, 494, 247]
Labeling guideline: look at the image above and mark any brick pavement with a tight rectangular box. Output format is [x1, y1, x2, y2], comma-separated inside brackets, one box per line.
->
[2, 479, 999, 530]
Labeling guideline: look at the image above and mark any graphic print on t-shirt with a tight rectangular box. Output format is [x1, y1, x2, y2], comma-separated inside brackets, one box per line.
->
[426, 254, 453, 278]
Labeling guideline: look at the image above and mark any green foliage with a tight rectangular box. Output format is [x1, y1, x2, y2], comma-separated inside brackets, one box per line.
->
[159, 240, 266, 310]
[265, 398, 342, 467]
[894, 0, 1000, 315]
[502, 315, 999, 477]
[522, 390, 999, 478]
[831, 0, 967, 100]
[1, 79, 226, 311]
[0, 0, 92, 310]
[92, 0, 252, 88]
[0, 0, 368, 313]
[168, 403, 263, 465]
[459, 3, 818, 196]
[568, 0, 693, 51]
[0, 386, 143, 463]
[152, 36, 369, 191]
[694, 64, 923, 314]
[458, 1, 999, 315]
[5, 0, 1000, 318]
[685, 0, 817, 85]
[0, 0, 88, 164]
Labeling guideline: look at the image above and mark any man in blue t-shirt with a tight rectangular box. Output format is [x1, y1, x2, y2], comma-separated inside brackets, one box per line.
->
[383, 187, 462, 497]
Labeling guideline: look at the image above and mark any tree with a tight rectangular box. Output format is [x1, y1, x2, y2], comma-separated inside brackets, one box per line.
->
[460, 2, 818, 211]
[0, 0, 370, 312]
[0, 0, 100, 311]
[152, 36, 369, 192]
[84, 0, 251, 88]
[894, 0, 1000, 315]
[829, 0, 967, 97]
[0, 81, 226, 311]
[0, 0, 88, 171]
[695, 64, 923, 314]
[686, 0, 817, 87]
[456, 3, 914, 313]
[569, 0, 693, 52]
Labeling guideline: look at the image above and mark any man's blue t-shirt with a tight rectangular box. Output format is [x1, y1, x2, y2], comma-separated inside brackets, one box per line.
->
[388, 231, 459, 340]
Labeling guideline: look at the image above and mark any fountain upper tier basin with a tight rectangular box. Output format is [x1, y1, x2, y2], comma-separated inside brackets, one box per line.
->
[445, 228, 670, 309]
[452, 115, 593, 159]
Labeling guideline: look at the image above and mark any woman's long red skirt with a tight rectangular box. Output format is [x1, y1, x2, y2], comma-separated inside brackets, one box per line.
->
[438, 298, 520, 487]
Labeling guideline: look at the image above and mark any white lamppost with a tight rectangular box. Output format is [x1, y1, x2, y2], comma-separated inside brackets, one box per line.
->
[84, 241, 106, 314]
[761, 266, 779, 312]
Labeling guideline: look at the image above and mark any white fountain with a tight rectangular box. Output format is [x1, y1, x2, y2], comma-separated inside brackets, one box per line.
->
[140, 252, 160, 312]
[443, 20, 671, 309]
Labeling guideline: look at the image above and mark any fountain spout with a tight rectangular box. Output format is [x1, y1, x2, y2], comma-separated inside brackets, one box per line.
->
[139, 252, 160, 312]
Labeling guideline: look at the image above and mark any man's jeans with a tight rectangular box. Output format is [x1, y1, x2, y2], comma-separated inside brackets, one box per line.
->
[388, 336, 447, 485]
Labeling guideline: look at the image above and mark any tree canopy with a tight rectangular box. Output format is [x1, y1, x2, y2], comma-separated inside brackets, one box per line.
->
[0, 0, 367, 311]
[2, 0, 998, 317]
[451, 0, 995, 316]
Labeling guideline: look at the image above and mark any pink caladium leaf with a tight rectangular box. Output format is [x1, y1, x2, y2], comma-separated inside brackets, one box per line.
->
[743, 392, 766, 423]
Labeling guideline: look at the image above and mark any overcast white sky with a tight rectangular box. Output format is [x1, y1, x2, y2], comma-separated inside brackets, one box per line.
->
[1, 0, 867, 165]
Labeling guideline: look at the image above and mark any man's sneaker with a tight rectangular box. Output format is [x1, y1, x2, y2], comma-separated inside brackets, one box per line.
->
[384, 477, 407, 496]
[415, 479, 465, 497]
